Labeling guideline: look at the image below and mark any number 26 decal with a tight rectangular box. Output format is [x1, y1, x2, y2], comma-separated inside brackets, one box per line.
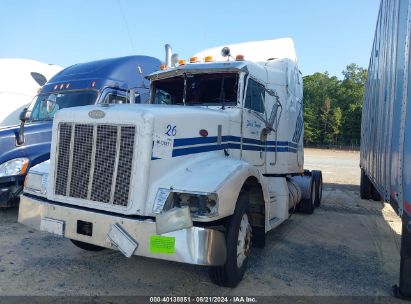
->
[165, 125, 177, 136]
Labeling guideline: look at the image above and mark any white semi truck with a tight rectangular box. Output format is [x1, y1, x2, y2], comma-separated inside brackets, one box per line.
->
[18, 39, 323, 287]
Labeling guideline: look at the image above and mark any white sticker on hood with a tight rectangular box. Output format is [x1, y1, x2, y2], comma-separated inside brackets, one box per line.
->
[152, 134, 174, 159]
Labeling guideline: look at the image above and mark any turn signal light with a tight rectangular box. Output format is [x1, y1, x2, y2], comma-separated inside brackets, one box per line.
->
[178, 60, 186, 65]
[190, 56, 199, 63]
[204, 56, 213, 62]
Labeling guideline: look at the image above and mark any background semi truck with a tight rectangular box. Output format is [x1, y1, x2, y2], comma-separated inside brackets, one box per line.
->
[0, 58, 63, 127]
[18, 39, 323, 287]
[0, 56, 160, 207]
[360, 0, 411, 298]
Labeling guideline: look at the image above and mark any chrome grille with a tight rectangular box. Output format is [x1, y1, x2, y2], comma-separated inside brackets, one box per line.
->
[55, 123, 135, 207]
[55, 124, 72, 196]
[90, 125, 117, 204]
[70, 124, 93, 199]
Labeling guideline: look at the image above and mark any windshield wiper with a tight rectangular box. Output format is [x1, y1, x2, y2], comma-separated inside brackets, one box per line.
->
[182, 73, 187, 106]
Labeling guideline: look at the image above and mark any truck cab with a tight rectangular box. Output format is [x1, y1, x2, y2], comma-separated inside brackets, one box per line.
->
[18, 39, 322, 287]
[0, 56, 161, 207]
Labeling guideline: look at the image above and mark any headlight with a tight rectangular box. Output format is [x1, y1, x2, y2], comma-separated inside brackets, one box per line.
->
[0, 158, 29, 177]
[153, 189, 218, 219]
[24, 171, 48, 196]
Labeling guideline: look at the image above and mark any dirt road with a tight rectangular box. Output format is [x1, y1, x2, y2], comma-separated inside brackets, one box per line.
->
[0, 148, 402, 296]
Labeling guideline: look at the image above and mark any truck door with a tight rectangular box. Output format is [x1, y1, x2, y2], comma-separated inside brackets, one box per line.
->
[241, 77, 266, 167]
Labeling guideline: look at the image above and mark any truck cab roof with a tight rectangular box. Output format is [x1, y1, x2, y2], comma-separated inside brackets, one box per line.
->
[42, 55, 161, 94]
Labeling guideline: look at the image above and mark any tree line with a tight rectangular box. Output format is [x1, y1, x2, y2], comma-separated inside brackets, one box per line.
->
[303, 63, 367, 147]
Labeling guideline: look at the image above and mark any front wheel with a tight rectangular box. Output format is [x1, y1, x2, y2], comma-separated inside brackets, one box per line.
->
[209, 194, 252, 287]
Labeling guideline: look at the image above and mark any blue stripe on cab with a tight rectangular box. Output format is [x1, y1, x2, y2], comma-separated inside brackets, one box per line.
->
[174, 136, 219, 147]
[152, 135, 299, 159]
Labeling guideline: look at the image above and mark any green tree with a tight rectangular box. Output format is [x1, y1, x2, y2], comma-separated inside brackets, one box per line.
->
[340, 64, 367, 143]
[302, 63, 367, 146]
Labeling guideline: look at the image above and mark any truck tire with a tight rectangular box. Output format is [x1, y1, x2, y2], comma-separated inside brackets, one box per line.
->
[299, 178, 315, 214]
[209, 194, 252, 287]
[312, 170, 323, 207]
[360, 169, 372, 199]
[70, 239, 105, 252]
[371, 186, 382, 201]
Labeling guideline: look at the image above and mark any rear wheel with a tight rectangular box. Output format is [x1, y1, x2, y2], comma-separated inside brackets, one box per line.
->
[70, 239, 105, 252]
[312, 170, 323, 207]
[299, 178, 315, 214]
[371, 186, 382, 201]
[360, 169, 372, 199]
[209, 194, 252, 287]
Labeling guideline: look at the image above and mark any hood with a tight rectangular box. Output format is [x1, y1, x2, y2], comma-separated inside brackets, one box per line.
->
[48, 104, 236, 215]
[0, 121, 52, 166]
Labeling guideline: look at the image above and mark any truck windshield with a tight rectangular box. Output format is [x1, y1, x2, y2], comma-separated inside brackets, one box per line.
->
[28, 90, 98, 122]
[151, 73, 239, 106]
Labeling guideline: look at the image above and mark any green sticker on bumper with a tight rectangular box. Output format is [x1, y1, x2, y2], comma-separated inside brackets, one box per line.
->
[150, 235, 175, 254]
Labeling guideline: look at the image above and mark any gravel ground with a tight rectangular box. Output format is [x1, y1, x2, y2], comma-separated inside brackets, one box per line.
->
[0, 148, 402, 297]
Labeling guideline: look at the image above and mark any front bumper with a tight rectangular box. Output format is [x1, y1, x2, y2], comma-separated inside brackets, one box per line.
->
[0, 176, 24, 207]
[18, 194, 227, 266]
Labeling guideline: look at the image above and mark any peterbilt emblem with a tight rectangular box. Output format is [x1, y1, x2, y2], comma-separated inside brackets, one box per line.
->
[88, 110, 105, 119]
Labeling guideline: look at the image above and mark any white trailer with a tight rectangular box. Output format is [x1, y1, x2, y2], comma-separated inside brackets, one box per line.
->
[0, 58, 62, 127]
[18, 39, 322, 287]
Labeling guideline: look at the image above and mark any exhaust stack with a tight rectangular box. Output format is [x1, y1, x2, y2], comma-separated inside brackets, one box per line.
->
[165, 44, 172, 68]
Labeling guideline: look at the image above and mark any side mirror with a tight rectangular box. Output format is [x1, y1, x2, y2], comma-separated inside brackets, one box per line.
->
[17, 108, 31, 146]
[265, 89, 282, 132]
[268, 102, 281, 130]
[19, 108, 31, 122]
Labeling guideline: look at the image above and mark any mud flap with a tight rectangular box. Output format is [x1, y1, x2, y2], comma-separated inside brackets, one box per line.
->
[393, 220, 411, 300]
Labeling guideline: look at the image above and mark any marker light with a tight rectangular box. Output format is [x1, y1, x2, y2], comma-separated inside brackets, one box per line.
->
[178, 60, 186, 66]
[160, 64, 167, 70]
[59, 84, 64, 90]
[190, 57, 199, 63]
[204, 56, 213, 62]
[91, 81, 96, 87]
[199, 129, 208, 137]
[54, 85, 58, 90]
[236, 55, 245, 61]
[65, 83, 70, 89]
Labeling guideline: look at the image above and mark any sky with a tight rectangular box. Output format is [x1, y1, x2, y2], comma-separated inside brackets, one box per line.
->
[0, 0, 380, 78]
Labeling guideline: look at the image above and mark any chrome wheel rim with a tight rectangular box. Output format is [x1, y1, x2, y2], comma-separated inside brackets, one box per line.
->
[237, 213, 252, 268]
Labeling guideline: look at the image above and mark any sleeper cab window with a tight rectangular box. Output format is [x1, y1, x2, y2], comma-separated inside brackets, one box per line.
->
[244, 78, 265, 113]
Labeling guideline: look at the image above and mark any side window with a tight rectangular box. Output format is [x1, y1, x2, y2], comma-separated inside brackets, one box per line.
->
[105, 94, 129, 104]
[244, 78, 265, 113]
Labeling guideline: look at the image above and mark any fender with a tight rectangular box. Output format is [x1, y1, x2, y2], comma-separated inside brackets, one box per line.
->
[146, 154, 270, 220]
